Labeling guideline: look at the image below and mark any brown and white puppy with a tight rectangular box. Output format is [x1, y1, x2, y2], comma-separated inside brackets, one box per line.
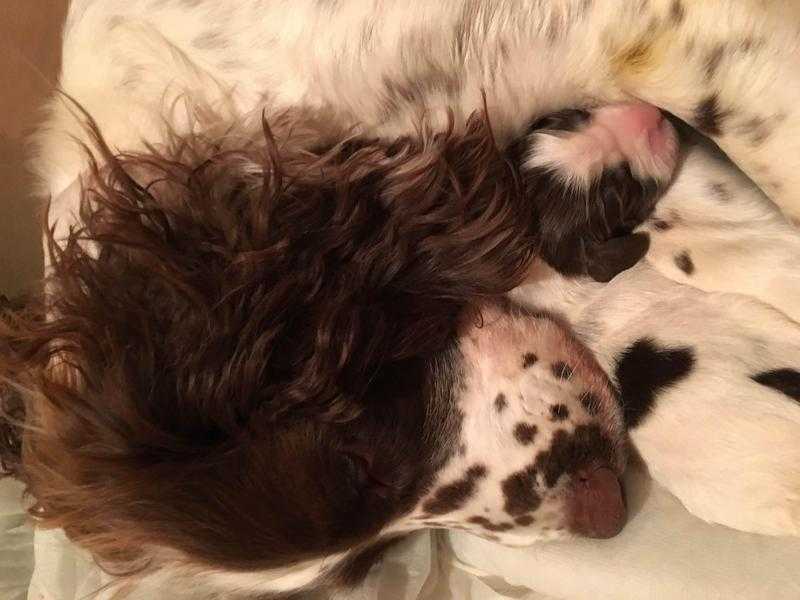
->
[514, 102, 677, 281]
[6, 0, 800, 597]
[1, 102, 674, 597]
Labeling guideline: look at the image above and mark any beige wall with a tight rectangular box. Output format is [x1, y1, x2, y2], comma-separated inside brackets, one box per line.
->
[0, 1, 69, 298]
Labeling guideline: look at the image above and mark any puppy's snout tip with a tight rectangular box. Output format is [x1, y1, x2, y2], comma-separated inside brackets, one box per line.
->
[594, 102, 664, 138]
[568, 466, 626, 539]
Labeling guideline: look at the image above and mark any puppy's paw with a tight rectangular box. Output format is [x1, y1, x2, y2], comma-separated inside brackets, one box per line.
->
[632, 367, 800, 537]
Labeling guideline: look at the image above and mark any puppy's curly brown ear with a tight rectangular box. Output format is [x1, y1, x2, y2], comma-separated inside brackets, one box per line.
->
[0, 294, 28, 480]
[0, 383, 24, 479]
[586, 233, 651, 283]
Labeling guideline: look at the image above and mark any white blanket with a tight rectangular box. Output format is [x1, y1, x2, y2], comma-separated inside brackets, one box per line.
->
[0, 479, 33, 600]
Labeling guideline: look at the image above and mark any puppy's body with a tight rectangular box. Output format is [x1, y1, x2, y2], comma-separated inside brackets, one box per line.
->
[39, 1, 800, 214]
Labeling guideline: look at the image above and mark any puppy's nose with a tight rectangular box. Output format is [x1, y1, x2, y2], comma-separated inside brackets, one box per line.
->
[590, 102, 677, 182]
[593, 102, 664, 144]
[567, 466, 626, 539]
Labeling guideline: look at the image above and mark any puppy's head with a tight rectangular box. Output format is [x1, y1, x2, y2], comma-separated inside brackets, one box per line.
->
[0, 109, 628, 597]
[511, 103, 679, 281]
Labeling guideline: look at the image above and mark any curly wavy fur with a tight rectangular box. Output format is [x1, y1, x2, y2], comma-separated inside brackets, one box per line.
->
[0, 107, 542, 578]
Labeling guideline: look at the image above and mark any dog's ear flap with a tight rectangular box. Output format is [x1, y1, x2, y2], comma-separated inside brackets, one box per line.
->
[0, 382, 24, 480]
[586, 233, 650, 283]
[0, 295, 27, 480]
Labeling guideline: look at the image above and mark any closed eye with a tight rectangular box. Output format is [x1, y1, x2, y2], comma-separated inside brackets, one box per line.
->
[340, 451, 393, 498]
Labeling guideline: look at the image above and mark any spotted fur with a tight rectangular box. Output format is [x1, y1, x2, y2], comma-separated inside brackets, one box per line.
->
[515, 140, 800, 540]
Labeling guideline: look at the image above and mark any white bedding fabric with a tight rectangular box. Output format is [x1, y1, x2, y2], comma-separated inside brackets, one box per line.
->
[0, 480, 33, 600]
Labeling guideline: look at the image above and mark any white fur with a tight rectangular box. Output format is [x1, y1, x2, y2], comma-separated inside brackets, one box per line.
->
[37, 1, 800, 212]
[643, 143, 800, 323]
[399, 307, 626, 544]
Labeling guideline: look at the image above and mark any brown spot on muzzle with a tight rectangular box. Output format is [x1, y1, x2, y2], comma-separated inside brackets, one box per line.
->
[422, 464, 488, 515]
[501, 465, 541, 517]
[567, 466, 626, 538]
[534, 425, 619, 488]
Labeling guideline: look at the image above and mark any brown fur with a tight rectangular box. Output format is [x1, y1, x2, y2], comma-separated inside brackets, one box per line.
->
[0, 108, 541, 581]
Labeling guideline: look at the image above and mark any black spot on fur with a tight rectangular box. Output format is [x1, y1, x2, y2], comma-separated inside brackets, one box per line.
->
[501, 465, 541, 516]
[546, 12, 564, 43]
[458, 444, 467, 457]
[192, 29, 225, 50]
[694, 94, 729, 136]
[315, 0, 341, 10]
[710, 182, 732, 202]
[422, 465, 488, 515]
[751, 369, 800, 402]
[674, 250, 695, 275]
[586, 233, 651, 283]
[739, 37, 764, 53]
[646, 15, 662, 35]
[107, 15, 125, 29]
[754, 162, 771, 176]
[739, 116, 772, 146]
[494, 393, 508, 413]
[704, 44, 726, 79]
[550, 404, 570, 421]
[468, 516, 514, 532]
[534, 425, 617, 487]
[522, 352, 538, 368]
[513, 423, 538, 445]
[579, 391, 600, 415]
[669, 0, 685, 25]
[551, 362, 573, 380]
[614, 338, 695, 428]
[514, 515, 535, 526]
[652, 219, 672, 231]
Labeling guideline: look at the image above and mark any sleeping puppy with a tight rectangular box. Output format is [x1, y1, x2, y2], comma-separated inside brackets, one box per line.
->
[1, 103, 673, 597]
[6, 0, 800, 597]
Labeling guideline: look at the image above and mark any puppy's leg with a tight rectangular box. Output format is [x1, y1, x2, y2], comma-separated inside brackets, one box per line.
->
[612, 279, 800, 537]
[362, 0, 800, 214]
[640, 144, 800, 323]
